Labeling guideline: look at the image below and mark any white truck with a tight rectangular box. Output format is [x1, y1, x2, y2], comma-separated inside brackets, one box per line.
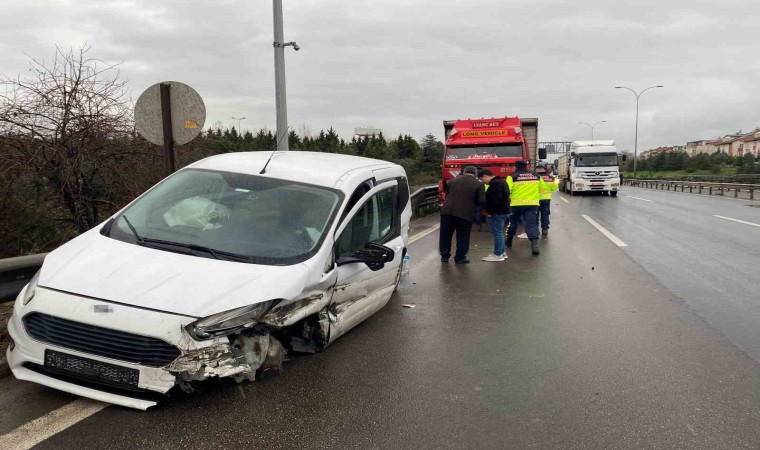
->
[556, 140, 625, 196]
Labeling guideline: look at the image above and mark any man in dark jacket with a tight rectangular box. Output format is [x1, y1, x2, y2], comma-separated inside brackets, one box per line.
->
[478, 169, 510, 261]
[439, 166, 486, 264]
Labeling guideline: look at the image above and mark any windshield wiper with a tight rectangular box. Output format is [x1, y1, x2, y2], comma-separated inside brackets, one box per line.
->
[119, 216, 251, 262]
[139, 237, 252, 263]
[121, 215, 144, 243]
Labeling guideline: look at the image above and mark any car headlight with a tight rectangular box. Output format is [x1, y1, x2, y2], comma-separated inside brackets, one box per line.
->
[22, 270, 41, 305]
[186, 300, 278, 340]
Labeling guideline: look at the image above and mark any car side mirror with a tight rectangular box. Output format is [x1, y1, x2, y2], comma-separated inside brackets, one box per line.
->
[336, 243, 395, 271]
[570, 151, 576, 157]
[538, 148, 547, 160]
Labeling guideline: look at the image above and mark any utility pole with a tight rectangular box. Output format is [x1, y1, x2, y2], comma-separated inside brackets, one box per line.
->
[272, 0, 299, 151]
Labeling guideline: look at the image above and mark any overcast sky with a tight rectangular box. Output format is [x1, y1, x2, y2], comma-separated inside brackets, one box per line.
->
[1, 0, 758, 152]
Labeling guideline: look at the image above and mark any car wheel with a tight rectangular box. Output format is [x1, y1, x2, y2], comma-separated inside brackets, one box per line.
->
[610, 191, 618, 197]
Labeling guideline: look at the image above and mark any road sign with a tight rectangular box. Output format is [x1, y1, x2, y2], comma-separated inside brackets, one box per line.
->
[134, 81, 206, 146]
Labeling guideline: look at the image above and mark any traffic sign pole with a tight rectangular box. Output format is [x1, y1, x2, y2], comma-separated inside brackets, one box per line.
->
[160, 83, 176, 175]
[135, 81, 205, 177]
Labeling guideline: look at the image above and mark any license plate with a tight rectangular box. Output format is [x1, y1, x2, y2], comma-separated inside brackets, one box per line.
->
[45, 350, 139, 387]
[591, 183, 604, 186]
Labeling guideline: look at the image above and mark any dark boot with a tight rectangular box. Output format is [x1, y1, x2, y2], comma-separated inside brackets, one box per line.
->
[506, 238, 513, 249]
[542, 229, 548, 236]
[530, 239, 540, 255]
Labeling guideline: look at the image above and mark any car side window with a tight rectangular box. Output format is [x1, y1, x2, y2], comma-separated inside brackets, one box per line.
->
[336, 186, 396, 256]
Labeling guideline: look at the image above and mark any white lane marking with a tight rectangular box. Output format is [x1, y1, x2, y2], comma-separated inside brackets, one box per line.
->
[559, 196, 569, 203]
[713, 215, 760, 228]
[625, 195, 654, 203]
[408, 223, 441, 245]
[0, 398, 107, 450]
[582, 215, 628, 247]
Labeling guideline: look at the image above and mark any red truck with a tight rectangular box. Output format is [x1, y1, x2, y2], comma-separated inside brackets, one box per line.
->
[440, 117, 542, 201]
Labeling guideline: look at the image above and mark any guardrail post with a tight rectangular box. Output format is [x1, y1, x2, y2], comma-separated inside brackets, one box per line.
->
[689, 185, 693, 193]
[751, 188, 755, 200]
[720, 185, 724, 196]
[709, 186, 713, 195]
[735, 188, 739, 198]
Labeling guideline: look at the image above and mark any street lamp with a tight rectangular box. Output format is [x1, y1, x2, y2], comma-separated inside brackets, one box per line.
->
[231, 116, 245, 133]
[578, 121, 606, 141]
[615, 85, 664, 179]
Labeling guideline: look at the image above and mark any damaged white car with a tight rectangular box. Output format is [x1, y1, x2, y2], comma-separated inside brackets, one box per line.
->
[6, 151, 411, 409]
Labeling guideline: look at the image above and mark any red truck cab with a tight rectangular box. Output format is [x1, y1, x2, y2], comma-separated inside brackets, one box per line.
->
[439, 117, 539, 202]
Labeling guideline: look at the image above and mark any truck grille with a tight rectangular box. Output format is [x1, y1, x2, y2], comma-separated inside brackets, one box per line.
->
[23, 312, 181, 367]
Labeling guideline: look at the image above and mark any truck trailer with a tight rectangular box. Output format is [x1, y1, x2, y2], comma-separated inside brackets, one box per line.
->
[440, 117, 543, 202]
[556, 140, 625, 196]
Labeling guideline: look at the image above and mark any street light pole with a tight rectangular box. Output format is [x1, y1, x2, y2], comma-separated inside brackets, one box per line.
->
[615, 85, 664, 179]
[231, 116, 245, 133]
[272, 0, 299, 151]
[578, 121, 606, 141]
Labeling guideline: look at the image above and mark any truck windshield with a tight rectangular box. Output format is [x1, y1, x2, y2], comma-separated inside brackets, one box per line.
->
[576, 153, 619, 167]
[105, 169, 343, 265]
[446, 143, 523, 159]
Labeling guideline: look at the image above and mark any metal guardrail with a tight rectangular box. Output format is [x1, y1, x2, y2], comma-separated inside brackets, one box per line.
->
[0, 253, 47, 302]
[625, 179, 760, 200]
[629, 174, 760, 184]
[410, 185, 440, 217]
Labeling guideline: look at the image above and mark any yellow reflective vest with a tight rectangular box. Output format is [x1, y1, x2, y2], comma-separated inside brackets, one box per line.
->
[506, 171, 547, 207]
[539, 174, 558, 200]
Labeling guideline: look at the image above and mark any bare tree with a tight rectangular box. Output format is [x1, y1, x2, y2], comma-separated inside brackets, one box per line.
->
[0, 45, 156, 237]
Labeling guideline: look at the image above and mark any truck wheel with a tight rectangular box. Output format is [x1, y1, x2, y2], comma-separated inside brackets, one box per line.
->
[610, 191, 618, 197]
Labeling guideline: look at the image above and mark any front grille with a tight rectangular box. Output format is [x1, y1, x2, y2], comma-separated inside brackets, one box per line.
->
[23, 312, 181, 367]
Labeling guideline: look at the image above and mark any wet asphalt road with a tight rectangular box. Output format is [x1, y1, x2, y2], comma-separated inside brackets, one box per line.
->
[2, 191, 760, 449]
[575, 186, 760, 362]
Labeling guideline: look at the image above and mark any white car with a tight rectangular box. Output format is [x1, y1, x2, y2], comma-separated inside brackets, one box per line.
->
[6, 151, 411, 409]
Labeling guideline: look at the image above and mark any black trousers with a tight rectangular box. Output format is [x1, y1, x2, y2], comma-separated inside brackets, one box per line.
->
[439, 214, 472, 261]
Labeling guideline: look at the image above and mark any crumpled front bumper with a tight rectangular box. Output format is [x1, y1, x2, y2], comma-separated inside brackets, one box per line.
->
[6, 287, 251, 410]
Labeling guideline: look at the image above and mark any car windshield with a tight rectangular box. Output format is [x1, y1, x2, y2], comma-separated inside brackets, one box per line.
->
[446, 143, 523, 159]
[575, 153, 619, 167]
[106, 169, 343, 265]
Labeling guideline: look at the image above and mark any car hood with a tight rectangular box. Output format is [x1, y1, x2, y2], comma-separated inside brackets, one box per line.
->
[39, 229, 311, 317]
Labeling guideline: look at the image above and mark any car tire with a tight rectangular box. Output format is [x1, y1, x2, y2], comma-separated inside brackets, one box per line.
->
[610, 191, 618, 197]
